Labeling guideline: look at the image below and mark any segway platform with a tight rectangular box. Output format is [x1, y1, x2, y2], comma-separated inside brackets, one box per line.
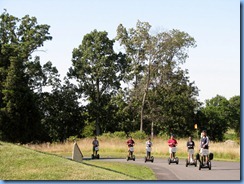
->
[145, 156, 154, 163]
[127, 147, 135, 161]
[91, 146, 100, 159]
[196, 151, 214, 170]
[186, 149, 197, 167]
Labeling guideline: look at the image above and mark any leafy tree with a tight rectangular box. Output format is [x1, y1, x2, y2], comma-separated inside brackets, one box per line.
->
[116, 20, 198, 133]
[68, 30, 128, 135]
[201, 95, 230, 141]
[38, 79, 85, 142]
[1, 56, 41, 142]
[228, 95, 240, 137]
[0, 11, 52, 143]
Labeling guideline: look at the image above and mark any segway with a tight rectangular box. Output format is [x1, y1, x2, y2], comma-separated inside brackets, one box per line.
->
[185, 149, 197, 167]
[91, 146, 100, 159]
[197, 149, 213, 170]
[168, 147, 179, 165]
[144, 146, 154, 163]
[127, 146, 135, 161]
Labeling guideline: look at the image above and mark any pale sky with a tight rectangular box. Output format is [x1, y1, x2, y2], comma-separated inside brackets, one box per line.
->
[0, 0, 240, 103]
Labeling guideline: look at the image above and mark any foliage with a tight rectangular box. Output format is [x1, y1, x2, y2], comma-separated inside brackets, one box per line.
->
[199, 95, 231, 141]
[130, 130, 147, 139]
[38, 79, 85, 142]
[0, 11, 52, 143]
[116, 20, 199, 136]
[113, 131, 127, 138]
[68, 29, 129, 135]
[81, 121, 96, 138]
[228, 96, 240, 137]
[0, 11, 239, 144]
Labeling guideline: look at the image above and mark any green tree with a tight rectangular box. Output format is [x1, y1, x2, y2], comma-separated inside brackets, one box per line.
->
[228, 95, 240, 137]
[38, 79, 85, 142]
[201, 95, 230, 141]
[68, 30, 128, 135]
[116, 21, 198, 133]
[0, 11, 52, 143]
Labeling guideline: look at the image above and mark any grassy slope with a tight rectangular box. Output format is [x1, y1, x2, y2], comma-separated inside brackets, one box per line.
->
[0, 141, 155, 180]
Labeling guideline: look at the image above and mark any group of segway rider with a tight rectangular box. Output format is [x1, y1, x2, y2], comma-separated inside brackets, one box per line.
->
[90, 130, 213, 169]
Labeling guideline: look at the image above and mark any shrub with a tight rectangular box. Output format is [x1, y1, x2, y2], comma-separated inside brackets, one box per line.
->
[81, 123, 95, 137]
[130, 131, 147, 139]
[114, 131, 127, 138]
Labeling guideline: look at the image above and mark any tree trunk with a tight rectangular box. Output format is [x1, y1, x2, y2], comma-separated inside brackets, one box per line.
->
[96, 78, 101, 135]
[140, 62, 151, 132]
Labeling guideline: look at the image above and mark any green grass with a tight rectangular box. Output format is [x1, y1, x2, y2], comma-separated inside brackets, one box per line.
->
[0, 141, 156, 180]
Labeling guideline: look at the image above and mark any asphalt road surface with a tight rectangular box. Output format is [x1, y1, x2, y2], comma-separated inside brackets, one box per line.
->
[89, 157, 240, 180]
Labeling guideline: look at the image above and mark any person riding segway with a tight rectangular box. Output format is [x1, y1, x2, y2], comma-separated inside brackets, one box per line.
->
[196, 130, 214, 170]
[145, 137, 154, 163]
[185, 136, 197, 167]
[167, 134, 179, 165]
[91, 137, 100, 159]
[126, 136, 135, 161]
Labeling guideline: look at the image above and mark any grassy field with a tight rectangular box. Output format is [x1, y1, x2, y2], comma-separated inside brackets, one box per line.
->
[26, 136, 240, 162]
[0, 141, 156, 180]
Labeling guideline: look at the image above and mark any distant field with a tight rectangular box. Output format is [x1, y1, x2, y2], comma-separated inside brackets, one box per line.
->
[0, 141, 156, 180]
[26, 136, 240, 162]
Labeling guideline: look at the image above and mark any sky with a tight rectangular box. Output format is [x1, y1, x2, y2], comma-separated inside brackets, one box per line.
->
[0, 0, 240, 103]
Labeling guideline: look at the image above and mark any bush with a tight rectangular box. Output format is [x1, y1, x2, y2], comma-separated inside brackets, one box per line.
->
[101, 132, 114, 138]
[130, 131, 147, 139]
[67, 136, 78, 142]
[114, 131, 127, 138]
[81, 123, 95, 137]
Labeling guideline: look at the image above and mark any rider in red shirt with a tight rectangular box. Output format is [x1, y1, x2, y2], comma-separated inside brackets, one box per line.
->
[127, 136, 135, 156]
[167, 134, 177, 159]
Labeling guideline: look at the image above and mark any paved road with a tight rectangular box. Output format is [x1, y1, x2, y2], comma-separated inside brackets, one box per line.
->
[88, 157, 240, 180]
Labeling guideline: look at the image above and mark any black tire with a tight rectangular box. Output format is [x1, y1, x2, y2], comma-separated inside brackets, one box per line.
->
[145, 156, 147, 163]
[176, 157, 179, 164]
[196, 153, 200, 160]
[91, 154, 94, 159]
[199, 164, 201, 170]
[208, 161, 211, 170]
[168, 158, 171, 165]
[127, 156, 129, 161]
[185, 159, 188, 167]
[97, 154, 100, 159]
[195, 160, 197, 167]
[133, 155, 135, 161]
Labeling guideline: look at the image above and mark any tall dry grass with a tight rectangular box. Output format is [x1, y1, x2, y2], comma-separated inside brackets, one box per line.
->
[26, 137, 240, 161]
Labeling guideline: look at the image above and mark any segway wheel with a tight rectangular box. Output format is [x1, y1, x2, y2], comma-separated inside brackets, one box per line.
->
[208, 161, 211, 170]
[168, 158, 171, 165]
[185, 159, 188, 167]
[91, 154, 94, 159]
[144, 156, 147, 163]
[176, 157, 179, 164]
[194, 160, 197, 167]
[97, 154, 100, 159]
[127, 156, 129, 161]
[199, 164, 201, 170]
[133, 155, 135, 161]
[151, 156, 154, 163]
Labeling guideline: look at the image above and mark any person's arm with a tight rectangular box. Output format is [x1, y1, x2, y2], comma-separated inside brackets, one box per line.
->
[204, 137, 209, 147]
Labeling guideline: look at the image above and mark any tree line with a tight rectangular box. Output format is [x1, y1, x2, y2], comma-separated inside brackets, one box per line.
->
[0, 11, 240, 143]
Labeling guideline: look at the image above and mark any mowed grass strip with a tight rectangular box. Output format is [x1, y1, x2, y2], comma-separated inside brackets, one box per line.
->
[0, 141, 155, 180]
[83, 160, 156, 180]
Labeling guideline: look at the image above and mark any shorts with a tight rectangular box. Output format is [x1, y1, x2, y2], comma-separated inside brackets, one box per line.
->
[200, 148, 209, 156]
[169, 147, 177, 153]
